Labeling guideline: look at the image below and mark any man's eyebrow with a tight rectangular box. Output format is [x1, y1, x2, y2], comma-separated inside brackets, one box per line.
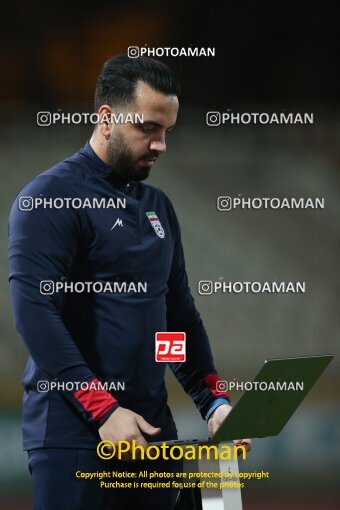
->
[137, 120, 176, 129]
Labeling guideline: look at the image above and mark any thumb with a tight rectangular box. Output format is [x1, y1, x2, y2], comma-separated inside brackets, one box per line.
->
[136, 415, 161, 436]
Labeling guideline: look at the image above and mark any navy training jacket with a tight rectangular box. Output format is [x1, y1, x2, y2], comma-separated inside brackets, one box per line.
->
[8, 141, 230, 450]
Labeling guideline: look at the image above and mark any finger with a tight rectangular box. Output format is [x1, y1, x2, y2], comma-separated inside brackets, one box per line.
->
[121, 436, 149, 460]
[134, 434, 149, 450]
[136, 415, 161, 436]
[239, 439, 252, 450]
[209, 423, 218, 436]
[234, 439, 252, 454]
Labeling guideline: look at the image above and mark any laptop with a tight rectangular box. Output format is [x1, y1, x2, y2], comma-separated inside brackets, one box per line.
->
[152, 354, 333, 446]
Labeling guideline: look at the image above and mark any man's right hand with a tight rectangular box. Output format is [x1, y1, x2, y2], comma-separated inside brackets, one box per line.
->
[98, 406, 161, 460]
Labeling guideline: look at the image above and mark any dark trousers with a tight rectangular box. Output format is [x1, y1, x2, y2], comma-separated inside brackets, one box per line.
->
[28, 447, 182, 510]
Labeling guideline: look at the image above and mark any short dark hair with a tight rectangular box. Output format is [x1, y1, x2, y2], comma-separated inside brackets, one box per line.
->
[94, 54, 180, 111]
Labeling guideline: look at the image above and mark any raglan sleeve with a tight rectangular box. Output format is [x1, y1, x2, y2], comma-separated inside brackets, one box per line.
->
[165, 196, 231, 421]
[8, 175, 119, 427]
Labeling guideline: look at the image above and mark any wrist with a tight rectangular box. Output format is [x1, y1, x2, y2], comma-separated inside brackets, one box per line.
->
[97, 403, 120, 428]
[205, 398, 230, 422]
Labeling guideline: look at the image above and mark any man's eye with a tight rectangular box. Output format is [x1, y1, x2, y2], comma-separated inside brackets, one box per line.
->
[141, 125, 155, 133]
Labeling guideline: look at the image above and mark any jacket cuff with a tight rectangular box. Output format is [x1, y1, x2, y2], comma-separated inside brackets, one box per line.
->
[96, 403, 120, 428]
[205, 398, 230, 422]
[73, 378, 119, 425]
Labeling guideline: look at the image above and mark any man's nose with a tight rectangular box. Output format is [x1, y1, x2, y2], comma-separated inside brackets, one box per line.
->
[150, 139, 167, 153]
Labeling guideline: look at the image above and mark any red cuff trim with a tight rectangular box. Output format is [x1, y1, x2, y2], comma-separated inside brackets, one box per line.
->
[74, 378, 118, 421]
[204, 373, 231, 400]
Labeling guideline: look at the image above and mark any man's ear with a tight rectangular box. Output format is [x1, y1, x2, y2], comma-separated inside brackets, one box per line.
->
[96, 104, 114, 140]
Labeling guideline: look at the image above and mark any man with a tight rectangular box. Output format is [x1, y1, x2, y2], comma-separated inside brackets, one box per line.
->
[8, 55, 251, 510]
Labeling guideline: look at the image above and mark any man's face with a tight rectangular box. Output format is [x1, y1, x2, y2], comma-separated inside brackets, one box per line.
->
[105, 81, 179, 182]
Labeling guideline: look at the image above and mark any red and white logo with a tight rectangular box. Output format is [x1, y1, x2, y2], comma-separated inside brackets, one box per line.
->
[155, 332, 186, 362]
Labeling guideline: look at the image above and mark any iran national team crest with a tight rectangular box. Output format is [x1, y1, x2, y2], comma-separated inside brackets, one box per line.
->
[146, 211, 165, 238]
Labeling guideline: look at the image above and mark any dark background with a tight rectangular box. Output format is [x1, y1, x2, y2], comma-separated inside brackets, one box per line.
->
[1, 2, 340, 108]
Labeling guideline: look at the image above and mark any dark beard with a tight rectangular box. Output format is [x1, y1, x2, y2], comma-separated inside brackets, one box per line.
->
[106, 132, 151, 183]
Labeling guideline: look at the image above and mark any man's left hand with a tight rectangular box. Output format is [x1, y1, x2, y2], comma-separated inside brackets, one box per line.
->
[208, 404, 252, 454]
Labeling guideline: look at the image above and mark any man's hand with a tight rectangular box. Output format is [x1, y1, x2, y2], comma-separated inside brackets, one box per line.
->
[208, 404, 252, 454]
[99, 406, 161, 460]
